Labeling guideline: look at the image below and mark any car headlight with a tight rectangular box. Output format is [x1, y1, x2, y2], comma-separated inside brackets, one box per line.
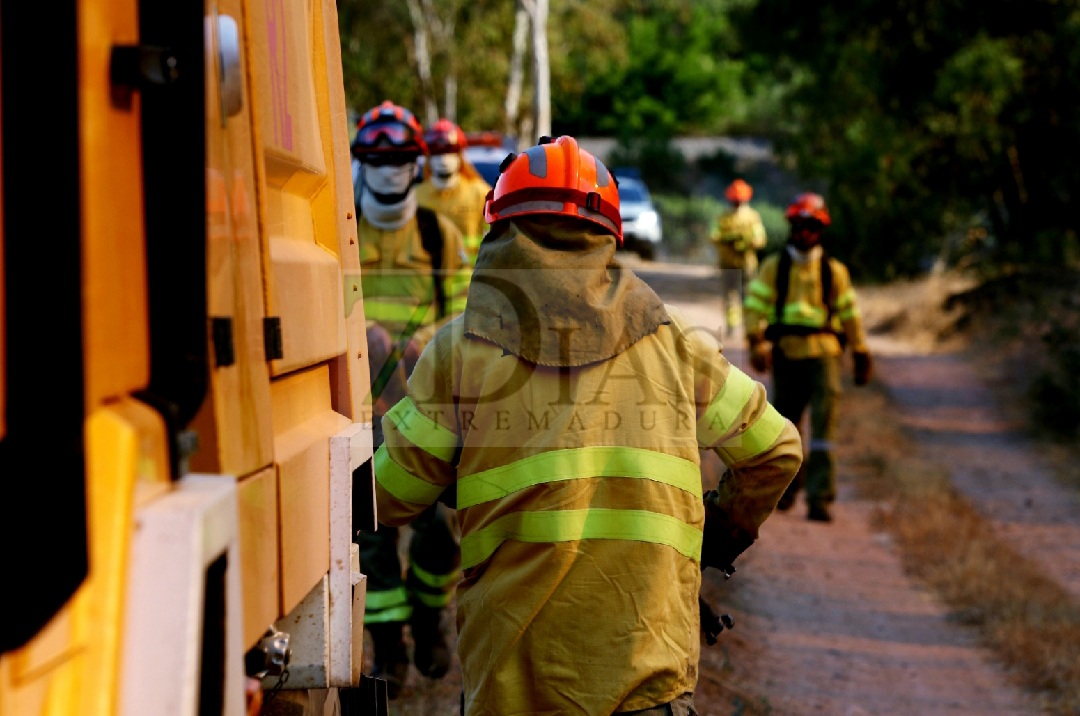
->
[636, 210, 658, 229]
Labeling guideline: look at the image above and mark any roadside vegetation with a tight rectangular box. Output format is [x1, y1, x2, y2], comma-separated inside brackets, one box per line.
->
[851, 271, 1080, 713]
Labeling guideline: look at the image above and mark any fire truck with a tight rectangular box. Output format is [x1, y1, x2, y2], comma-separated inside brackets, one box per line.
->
[0, 0, 382, 712]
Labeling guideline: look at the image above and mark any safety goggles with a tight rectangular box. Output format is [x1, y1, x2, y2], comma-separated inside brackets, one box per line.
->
[359, 152, 417, 167]
[790, 217, 825, 232]
[423, 132, 462, 154]
[355, 122, 418, 148]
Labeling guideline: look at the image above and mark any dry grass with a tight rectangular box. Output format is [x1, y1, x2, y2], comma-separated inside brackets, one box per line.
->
[866, 430, 1080, 712]
[845, 272, 1080, 714]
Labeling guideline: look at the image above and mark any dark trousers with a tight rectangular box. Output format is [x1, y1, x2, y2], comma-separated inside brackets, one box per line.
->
[358, 502, 460, 627]
[771, 351, 842, 507]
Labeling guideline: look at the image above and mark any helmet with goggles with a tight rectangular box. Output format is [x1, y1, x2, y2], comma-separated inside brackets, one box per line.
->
[352, 100, 427, 159]
[483, 135, 622, 244]
[785, 192, 831, 227]
[423, 119, 467, 155]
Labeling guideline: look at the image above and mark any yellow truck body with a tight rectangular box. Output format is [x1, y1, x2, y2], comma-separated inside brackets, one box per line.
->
[0, 0, 377, 712]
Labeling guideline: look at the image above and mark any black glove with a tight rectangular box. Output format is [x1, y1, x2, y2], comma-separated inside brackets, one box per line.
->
[701, 489, 755, 575]
[699, 595, 735, 646]
[853, 351, 872, 386]
[748, 337, 772, 373]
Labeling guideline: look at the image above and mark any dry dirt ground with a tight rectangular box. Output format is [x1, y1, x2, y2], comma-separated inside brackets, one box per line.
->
[364, 260, 1080, 716]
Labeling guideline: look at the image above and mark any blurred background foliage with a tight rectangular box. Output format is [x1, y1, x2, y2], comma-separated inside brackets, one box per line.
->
[339, 0, 1080, 282]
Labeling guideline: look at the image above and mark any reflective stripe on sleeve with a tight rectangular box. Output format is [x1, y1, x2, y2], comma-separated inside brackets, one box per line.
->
[719, 403, 788, 462]
[747, 279, 773, 301]
[374, 444, 447, 505]
[385, 397, 458, 462]
[459, 508, 703, 570]
[698, 369, 755, 446]
[456, 446, 701, 509]
[364, 300, 435, 326]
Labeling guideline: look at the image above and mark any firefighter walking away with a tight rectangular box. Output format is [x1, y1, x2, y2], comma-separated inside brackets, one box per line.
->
[372, 135, 802, 714]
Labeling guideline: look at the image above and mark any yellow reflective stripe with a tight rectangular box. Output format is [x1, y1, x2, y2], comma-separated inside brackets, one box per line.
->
[365, 586, 409, 610]
[363, 274, 432, 298]
[448, 296, 469, 314]
[459, 508, 703, 570]
[744, 298, 772, 316]
[836, 288, 856, 310]
[837, 307, 859, 321]
[457, 446, 701, 509]
[720, 404, 787, 462]
[374, 445, 447, 505]
[410, 562, 462, 589]
[364, 605, 412, 624]
[747, 279, 773, 300]
[415, 591, 453, 608]
[698, 369, 755, 446]
[386, 397, 458, 462]
[464, 234, 484, 254]
[364, 300, 436, 325]
[779, 302, 828, 327]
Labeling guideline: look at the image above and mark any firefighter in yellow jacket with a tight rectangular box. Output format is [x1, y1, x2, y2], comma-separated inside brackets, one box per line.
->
[351, 100, 470, 696]
[712, 179, 768, 335]
[416, 118, 493, 269]
[743, 193, 873, 522]
[373, 135, 803, 715]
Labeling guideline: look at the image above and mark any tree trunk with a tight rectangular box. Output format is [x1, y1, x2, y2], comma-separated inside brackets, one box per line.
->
[530, 0, 551, 140]
[505, 1, 529, 144]
[405, 0, 439, 125]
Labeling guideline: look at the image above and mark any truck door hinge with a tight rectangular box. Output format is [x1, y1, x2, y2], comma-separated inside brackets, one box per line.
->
[263, 317, 284, 361]
[109, 44, 181, 108]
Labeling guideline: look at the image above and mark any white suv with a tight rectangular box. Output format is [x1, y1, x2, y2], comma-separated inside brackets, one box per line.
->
[616, 176, 662, 260]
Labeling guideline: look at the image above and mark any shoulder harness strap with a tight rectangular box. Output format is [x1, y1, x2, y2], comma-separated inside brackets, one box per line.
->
[415, 206, 447, 320]
[765, 248, 838, 341]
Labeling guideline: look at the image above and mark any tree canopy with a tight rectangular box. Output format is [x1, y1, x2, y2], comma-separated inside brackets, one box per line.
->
[338, 0, 1080, 278]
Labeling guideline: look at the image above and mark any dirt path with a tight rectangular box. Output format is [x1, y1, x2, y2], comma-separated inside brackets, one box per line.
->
[377, 262, 1079, 715]
[877, 351, 1080, 603]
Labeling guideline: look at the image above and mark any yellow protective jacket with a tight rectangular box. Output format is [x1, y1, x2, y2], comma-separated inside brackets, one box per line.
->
[711, 204, 767, 272]
[357, 212, 469, 342]
[743, 246, 869, 359]
[374, 220, 802, 715]
[416, 174, 493, 266]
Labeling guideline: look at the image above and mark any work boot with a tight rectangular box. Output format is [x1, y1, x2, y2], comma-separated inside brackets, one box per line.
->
[806, 504, 832, 523]
[410, 606, 451, 679]
[367, 623, 409, 699]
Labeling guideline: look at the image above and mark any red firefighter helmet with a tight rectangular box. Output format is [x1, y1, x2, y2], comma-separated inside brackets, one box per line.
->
[785, 192, 831, 226]
[424, 119, 467, 155]
[483, 135, 622, 244]
[725, 179, 753, 203]
[352, 100, 427, 158]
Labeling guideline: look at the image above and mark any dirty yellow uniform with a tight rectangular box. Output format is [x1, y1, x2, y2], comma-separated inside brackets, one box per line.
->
[743, 247, 868, 359]
[743, 246, 868, 512]
[375, 220, 802, 715]
[356, 211, 469, 632]
[357, 212, 468, 347]
[711, 203, 767, 332]
[416, 173, 492, 266]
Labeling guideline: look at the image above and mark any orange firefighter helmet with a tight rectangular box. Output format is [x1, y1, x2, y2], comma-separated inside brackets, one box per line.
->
[785, 192, 831, 226]
[725, 179, 753, 203]
[352, 100, 427, 158]
[424, 119, 467, 155]
[483, 135, 622, 244]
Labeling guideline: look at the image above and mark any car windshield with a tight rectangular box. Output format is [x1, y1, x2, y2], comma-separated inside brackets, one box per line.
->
[618, 180, 648, 203]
